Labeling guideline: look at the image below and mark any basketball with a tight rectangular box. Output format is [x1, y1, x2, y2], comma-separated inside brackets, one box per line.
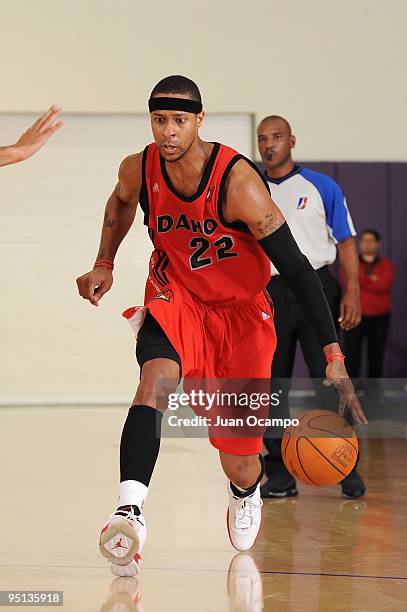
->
[282, 410, 358, 486]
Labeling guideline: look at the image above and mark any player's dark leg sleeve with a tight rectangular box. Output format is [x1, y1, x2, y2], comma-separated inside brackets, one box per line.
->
[258, 223, 338, 348]
[120, 405, 163, 486]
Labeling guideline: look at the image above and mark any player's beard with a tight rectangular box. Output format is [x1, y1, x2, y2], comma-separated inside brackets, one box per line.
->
[163, 140, 194, 163]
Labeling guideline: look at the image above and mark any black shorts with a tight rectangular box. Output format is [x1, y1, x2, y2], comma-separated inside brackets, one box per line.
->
[136, 312, 181, 370]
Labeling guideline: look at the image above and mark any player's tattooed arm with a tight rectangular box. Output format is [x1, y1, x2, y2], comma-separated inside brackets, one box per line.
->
[223, 164, 367, 425]
[223, 159, 285, 239]
[77, 153, 143, 306]
[95, 152, 143, 261]
[255, 212, 285, 238]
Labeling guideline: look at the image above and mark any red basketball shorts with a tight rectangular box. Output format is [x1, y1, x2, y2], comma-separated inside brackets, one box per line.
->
[127, 282, 276, 456]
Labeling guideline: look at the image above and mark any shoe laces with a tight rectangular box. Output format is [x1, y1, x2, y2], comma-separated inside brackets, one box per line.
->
[232, 494, 262, 530]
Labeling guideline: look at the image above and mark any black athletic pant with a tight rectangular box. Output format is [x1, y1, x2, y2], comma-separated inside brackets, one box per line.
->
[344, 313, 390, 379]
[264, 266, 341, 463]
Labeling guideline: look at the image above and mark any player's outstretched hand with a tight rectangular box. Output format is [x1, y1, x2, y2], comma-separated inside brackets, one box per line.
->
[323, 360, 368, 425]
[13, 105, 63, 163]
[76, 268, 113, 307]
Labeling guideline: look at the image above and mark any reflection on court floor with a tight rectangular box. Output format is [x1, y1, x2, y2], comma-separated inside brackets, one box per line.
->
[0, 408, 406, 611]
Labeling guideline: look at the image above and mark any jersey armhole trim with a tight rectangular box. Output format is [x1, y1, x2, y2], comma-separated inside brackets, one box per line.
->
[217, 154, 271, 231]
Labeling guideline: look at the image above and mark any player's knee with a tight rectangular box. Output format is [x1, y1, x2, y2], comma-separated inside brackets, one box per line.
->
[231, 466, 257, 489]
[134, 359, 179, 413]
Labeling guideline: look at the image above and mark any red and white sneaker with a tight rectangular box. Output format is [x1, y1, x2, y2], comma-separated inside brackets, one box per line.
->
[99, 507, 147, 577]
[227, 483, 263, 551]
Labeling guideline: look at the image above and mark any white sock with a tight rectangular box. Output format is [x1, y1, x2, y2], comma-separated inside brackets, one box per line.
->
[118, 480, 148, 509]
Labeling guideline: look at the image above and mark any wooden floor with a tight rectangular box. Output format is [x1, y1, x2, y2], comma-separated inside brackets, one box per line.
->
[1, 407, 406, 611]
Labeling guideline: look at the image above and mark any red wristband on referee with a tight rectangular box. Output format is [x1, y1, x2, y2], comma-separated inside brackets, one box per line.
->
[326, 352, 345, 363]
[94, 259, 114, 270]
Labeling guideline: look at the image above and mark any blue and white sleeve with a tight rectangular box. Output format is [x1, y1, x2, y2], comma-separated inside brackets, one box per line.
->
[302, 169, 356, 242]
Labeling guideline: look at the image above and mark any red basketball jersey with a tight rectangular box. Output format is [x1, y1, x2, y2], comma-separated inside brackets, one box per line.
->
[139, 142, 270, 304]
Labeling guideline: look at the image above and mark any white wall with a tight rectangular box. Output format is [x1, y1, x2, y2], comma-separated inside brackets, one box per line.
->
[1, 0, 406, 406]
[1, 0, 406, 160]
[0, 113, 252, 405]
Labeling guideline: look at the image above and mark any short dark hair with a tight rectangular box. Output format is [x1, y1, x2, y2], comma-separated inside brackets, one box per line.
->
[361, 228, 381, 241]
[258, 115, 292, 135]
[150, 75, 202, 104]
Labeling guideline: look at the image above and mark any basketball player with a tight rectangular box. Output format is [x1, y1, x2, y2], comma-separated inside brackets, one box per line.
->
[0, 105, 63, 167]
[257, 115, 366, 500]
[76, 76, 366, 577]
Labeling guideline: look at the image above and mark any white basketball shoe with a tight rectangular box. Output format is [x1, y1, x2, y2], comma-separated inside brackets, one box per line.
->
[99, 507, 147, 577]
[227, 482, 263, 551]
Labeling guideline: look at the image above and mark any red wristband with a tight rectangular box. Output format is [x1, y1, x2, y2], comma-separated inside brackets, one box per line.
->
[326, 352, 345, 363]
[94, 259, 114, 270]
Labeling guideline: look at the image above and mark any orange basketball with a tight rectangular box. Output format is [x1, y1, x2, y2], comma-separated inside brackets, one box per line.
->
[282, 410, 358, 486]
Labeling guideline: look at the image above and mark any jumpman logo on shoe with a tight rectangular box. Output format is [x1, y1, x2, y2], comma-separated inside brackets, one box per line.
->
[112, 538, 128, 550]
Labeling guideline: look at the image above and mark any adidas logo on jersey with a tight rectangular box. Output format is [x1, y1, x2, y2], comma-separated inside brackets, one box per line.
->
[153, 182, 159, 193]
[262, 311, 270, 320]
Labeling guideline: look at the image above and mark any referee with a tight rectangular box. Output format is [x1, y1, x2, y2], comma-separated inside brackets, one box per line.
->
[257, 115, 366, 499]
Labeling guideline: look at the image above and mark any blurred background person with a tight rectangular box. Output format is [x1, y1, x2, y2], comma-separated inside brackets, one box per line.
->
[0, 105, 63, 167]
[342, 229, 395, 387]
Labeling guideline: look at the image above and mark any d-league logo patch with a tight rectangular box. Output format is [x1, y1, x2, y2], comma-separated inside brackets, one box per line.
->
[297, 197, 308, 209]
[153, 182, 159, 193]
[153, 290, 173, 302]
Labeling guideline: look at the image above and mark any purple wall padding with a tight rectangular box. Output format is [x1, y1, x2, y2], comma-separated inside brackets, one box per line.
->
[256, 160, 406, 377]
[337, 163, 389, 254]
[388, 164, 407, 375]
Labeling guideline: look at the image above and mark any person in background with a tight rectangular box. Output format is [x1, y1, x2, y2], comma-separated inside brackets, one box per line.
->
[0, 105, 63, 167]
[257, 114, 366, 500]
[343, 229, 395, 383]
